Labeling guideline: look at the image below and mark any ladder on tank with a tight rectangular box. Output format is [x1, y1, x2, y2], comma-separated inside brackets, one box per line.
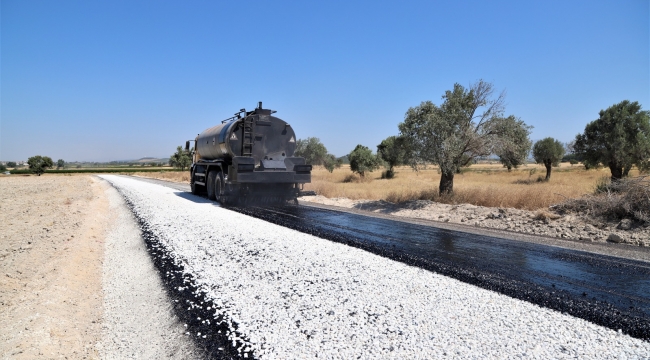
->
[242, 115, 254, 157]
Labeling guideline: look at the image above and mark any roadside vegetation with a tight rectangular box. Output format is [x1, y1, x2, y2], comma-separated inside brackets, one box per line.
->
[555, 176, 650, 223]
[294, 137, 342, 173]
[302, 163, 643, 211]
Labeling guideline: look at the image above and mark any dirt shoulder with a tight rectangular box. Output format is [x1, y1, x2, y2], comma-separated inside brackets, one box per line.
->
[0, 175, 106, 359]
[299, 195, 650, 248]
[0, 175, 197, 359]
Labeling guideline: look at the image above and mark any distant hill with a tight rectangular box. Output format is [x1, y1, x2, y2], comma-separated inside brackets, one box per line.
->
[110, 157, 169, 164]
[136, 157, 169, 163]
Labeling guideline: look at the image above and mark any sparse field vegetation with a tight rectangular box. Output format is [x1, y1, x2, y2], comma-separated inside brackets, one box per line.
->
[8, 167, 179, 175]
[131, 171, 191, 183]
[304, 163, 643, 211]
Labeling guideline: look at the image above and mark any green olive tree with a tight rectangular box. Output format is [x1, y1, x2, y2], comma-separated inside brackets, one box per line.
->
[295, 137, 340, 172]
[494, 116, 533, 171]
[398, 80, 530, 194]
[574, 100, 650, 179]
[377, 136, 409, 178]
[348, 144, 381, 177]
[169, 146, 191, 171]
[532, 137, 564, 180]
[27, 155, 54, 176]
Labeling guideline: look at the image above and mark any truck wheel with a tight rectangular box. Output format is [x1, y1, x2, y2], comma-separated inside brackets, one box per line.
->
[206, 171, 217, 200]
[215, 171, 226, 204]
[190, 181, 200, 195]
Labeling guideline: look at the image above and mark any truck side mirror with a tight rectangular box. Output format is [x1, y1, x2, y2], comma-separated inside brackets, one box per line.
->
[185, 141, 190, 151]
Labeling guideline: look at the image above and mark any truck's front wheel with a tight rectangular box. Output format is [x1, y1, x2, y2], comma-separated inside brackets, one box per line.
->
[215, 171, 226, 205]
[190, 181, 200, 195]
[206, 171, 217, 200]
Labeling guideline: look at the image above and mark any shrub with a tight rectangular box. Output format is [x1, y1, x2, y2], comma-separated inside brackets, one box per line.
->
[348, 145, 381, 177]
[554, 176, 650, 223]
[381, 169, 395, 179]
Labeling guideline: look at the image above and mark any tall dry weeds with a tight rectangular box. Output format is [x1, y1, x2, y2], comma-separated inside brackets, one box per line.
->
[304, 164, 613, 210]
[553, 176, 650, 223]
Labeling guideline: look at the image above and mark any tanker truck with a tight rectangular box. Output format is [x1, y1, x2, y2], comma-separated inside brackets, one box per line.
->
[186, 102, 312, 205]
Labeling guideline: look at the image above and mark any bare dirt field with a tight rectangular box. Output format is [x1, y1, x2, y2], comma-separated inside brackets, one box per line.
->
[0, 175, 196, 359]
[0, 175, 106, 358]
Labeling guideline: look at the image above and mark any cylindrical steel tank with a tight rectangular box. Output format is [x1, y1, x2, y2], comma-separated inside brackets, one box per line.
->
[195, 110, 297, 165]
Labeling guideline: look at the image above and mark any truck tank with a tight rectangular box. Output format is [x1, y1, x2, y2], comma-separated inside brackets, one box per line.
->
[195, 109, 297, 167]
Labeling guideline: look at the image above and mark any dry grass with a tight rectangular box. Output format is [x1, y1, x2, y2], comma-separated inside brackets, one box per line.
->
[305, 163, 640, 211]
[533, 209, 562, 222]
[131, 171, 191, 183]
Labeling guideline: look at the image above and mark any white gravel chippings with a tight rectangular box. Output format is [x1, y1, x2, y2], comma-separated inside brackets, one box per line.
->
[100, 175, 650, 359]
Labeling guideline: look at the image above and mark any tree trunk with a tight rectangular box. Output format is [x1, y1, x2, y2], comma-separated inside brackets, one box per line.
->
[623, 165, 631, 177]
[609, 162, 623, 181]
[439, 171, 454, 195]
[507, 165, 512, 172]
[544, 161, 552, 180]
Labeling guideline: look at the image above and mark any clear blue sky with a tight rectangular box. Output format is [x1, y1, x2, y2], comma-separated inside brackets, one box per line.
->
[1, 0, 648, 162]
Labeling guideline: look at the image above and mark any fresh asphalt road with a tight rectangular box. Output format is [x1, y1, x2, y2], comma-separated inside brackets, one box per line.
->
[124, 176, 650, 341]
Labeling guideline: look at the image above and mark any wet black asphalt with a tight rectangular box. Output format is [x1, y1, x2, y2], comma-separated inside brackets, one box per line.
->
[124, 176, 650, 341]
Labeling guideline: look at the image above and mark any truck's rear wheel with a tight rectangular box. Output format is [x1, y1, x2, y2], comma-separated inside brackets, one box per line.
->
[206, 171, 217, 200]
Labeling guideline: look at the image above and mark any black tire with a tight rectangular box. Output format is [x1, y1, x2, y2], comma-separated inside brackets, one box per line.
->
[206, 171, 217, 200]
[215, 171, 226, 204]
[190, 180, 200, 195]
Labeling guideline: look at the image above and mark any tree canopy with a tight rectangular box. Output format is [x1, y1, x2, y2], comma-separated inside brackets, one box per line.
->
[295, 137, 340, 172]
[532, 137, 564, 180]
[574, 100, 650, 179]
[348, 144, 381, 177]
[27, 155, 54, 176]
[398, 79, 530, 194]
[377, 136, 409, 177]
[56, 159, 65, 169]
[169, 146, 191, 171]
[494, 116, 532, 171]
[322, 154, 343, 173]
[294, 137, 328, 165]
